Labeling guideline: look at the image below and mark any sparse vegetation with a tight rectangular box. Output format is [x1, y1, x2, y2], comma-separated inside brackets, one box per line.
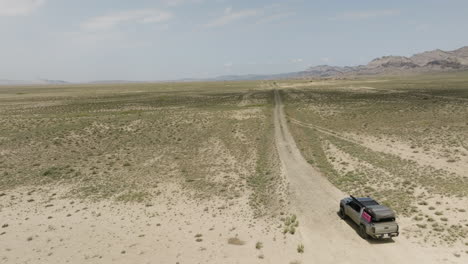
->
[417, 224, 427, 229]
[0, 81, 284, 214]
[116, 191, 149, 203]
[0, 80, 299, 263]
[282, 214, 299, 235]
[297, 243, 304, 253]
[281, 74, 468, 245]
[228, 237, 245, 246]
[255, 241, 263, 250]
[1, 74, 468, 261]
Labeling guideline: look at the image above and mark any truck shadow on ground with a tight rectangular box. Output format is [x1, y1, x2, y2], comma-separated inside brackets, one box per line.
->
[335, 211, 396, 245]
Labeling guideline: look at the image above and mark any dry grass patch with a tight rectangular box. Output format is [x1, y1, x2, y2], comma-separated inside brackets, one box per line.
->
[227, 237, 245, 246]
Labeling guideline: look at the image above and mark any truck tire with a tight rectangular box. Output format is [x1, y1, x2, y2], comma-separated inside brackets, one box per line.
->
[339, 206, 346, 219]
[359, 225, 369, 240]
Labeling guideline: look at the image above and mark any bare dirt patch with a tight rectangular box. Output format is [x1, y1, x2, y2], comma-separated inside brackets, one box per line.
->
[0, 184, 300, 264]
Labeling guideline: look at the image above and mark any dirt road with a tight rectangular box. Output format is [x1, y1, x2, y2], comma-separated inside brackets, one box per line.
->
[273, 89, 452, 264]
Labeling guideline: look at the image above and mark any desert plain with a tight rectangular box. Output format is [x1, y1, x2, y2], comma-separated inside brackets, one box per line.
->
[1, 73, 468, 263]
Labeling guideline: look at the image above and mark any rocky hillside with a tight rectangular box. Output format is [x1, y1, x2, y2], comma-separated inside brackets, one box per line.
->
[303, 46, 468, 78]
[411, 47, 468, 66]
[210, 46, 468, 81]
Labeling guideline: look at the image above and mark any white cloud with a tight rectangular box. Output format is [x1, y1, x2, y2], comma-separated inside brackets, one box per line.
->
[81, 9, 173, 31]
[163, 0, 205, 6]
[321, 57, 330, 63]
[0, 0, 45, 16]
[257, 12, 294, 24]
[63, 31, 124, 48]
[224, 62, 233, 67]
[205, 5, 294, 28]
[331, 9, 400, 21]
[205, 7, 259, 28]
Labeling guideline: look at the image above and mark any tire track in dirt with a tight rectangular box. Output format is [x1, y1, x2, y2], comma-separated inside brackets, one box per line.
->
[273, 88, 445, 263]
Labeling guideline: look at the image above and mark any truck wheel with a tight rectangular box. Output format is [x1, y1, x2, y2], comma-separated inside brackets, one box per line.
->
[359, 225, 369, 240]
[339, 207, 346, 219]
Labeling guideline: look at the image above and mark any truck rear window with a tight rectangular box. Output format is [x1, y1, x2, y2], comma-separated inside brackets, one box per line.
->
[373, 217, 395, 223]
[361, 200, 379, 206]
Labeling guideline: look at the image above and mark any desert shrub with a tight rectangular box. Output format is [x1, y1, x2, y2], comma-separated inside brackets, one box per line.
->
[297, 244, 304, 253]
[255, 241, 263, 250]
[228, 237, 245, 245]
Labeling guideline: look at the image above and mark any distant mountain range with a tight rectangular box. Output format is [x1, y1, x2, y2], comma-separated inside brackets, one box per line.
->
[209, 46, 468, 80]
[0, 78, 69, 85]
[1, 46, 467, 85]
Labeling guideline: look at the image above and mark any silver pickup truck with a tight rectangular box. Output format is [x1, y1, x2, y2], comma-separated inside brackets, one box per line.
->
[339, 196, 399, 239]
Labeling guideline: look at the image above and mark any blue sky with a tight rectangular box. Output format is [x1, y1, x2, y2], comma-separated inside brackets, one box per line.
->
[1, 0, 467, 82]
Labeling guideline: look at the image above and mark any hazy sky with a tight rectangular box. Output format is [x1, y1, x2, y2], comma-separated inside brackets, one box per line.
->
[1, 0, 467, 82]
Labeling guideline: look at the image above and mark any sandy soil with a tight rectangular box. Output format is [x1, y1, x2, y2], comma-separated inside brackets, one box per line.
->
[344, 133, 468, 178]
[0, 184, 303, 264]
[273, 89, 467, 263]
[287, 117, 468, 177]
[1, 85, 467, 264]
